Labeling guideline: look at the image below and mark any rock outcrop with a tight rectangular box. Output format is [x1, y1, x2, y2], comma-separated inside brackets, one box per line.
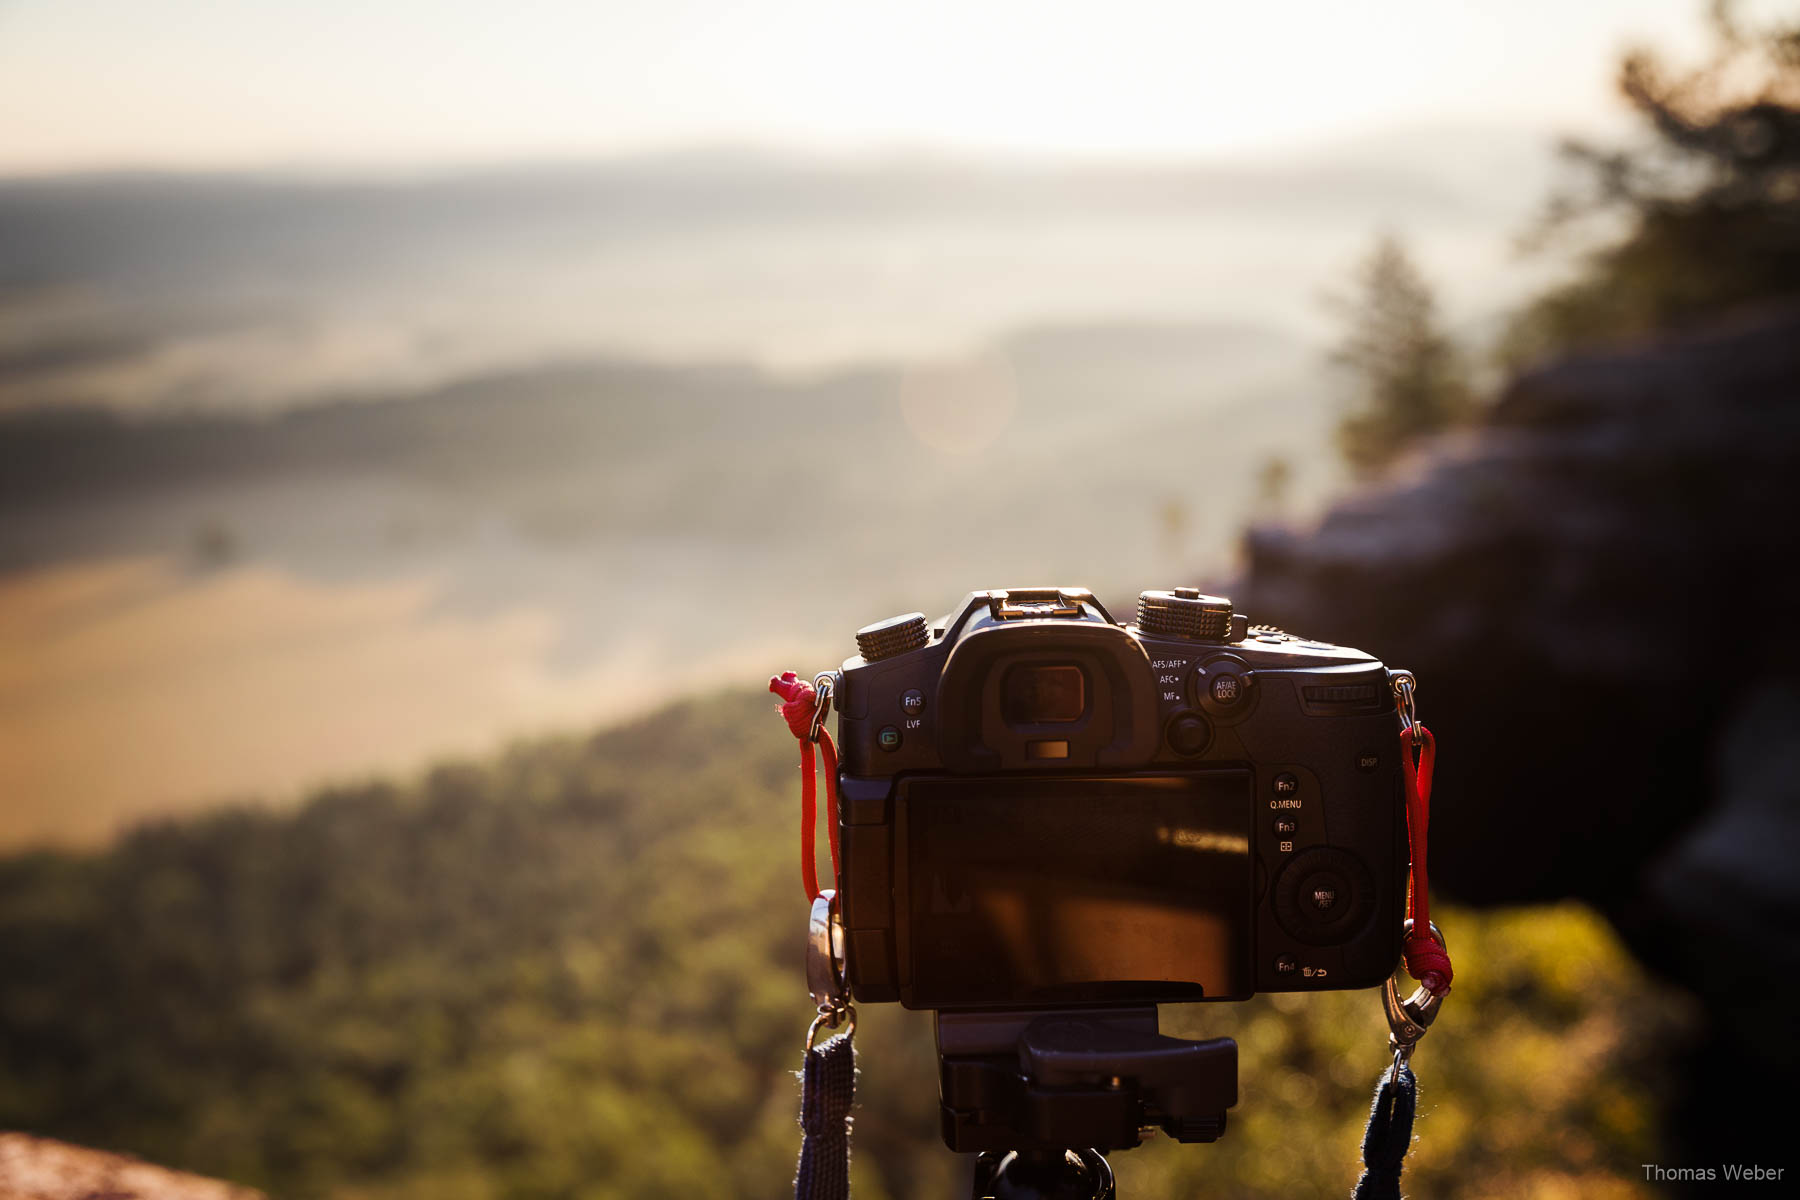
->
[0, 1134, 262, 1200]
[1240, 304, 1800, 1169]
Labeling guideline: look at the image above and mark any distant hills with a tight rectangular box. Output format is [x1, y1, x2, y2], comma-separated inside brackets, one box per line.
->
[0, 318, 1313, 579]
[0, 134, 1558, 838]
[0, 313, 1341, 843]
[0, 136, 1556, 414]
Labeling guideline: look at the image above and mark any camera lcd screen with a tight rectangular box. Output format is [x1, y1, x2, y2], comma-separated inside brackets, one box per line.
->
[902, 772, 1253, 1007]
[1001, 664, 1086, 724]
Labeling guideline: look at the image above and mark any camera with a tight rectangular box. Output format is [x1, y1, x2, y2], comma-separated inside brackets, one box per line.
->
[828, 587, 1410, 1153]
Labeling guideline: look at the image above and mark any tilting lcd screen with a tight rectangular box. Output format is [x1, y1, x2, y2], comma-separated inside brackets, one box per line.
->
[904, 773, 1253, 1007]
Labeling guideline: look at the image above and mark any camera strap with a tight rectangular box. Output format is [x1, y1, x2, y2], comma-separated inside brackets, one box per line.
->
[1355, 1057, 1418, 1200]
[1358, 675, 1455, 1200]
[770, 671, 842, 900]
[1394, 681, 1452, 993]
[774, 673, 859, 1197]
[796, 885, 858, 1200]
[796, 1026, 856, 1200]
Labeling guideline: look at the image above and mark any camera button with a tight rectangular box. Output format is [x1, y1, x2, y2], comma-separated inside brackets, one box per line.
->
[877, 725, 903, 752]
[1274, 954, 1298, 975]
[901, 689, 926, 717]
[1191, 654, 1253, 718]
[1273, 817, 1298, 836]
[1273, 847, 1376, 945]
[1272, 771, 1299, 797]
[1356, 748, 1381, 772]
[1165, 711, 1212, 757]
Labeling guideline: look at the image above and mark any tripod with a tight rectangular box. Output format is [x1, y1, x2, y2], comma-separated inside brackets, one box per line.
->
[971, 1149, 1115, 1200]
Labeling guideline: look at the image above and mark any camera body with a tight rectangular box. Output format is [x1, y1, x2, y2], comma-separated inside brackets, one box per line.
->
[834, 587, 1408, 1013]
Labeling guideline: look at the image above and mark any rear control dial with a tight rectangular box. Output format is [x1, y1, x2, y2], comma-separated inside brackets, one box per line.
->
[1135, 589, 1232, 641]
[1272, 847, 1376, 946]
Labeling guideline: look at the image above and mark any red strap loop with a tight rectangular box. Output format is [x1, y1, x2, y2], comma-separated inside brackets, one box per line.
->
[1399, 724, 1452, 995]
[771, 672, 841, 901]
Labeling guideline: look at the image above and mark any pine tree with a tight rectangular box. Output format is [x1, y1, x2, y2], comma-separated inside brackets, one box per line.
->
[1327, 235, 1471, 477]
[1501, 0, 1800, 368]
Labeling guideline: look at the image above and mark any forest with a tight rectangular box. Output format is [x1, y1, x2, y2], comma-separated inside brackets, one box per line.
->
[0, 689, 1692, 1199]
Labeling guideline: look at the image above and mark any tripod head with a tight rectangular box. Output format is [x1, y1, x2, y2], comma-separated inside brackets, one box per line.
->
[937, 1007, 1237, 1153]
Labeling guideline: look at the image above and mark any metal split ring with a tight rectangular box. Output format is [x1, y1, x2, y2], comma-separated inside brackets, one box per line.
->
[808, 672, 836, 743]
[1389, 671, 1421, 747]
[806, 1002, 856, 1051]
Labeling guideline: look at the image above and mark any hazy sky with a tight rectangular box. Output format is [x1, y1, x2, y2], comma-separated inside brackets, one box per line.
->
[0, 0, 1733, 175]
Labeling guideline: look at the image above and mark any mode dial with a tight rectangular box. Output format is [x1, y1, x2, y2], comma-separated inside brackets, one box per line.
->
[855, 612, 929, 661]
[1136, 589, 1233, 641]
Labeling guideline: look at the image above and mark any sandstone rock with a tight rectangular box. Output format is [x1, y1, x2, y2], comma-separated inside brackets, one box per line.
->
[1239, 303, 1800, 1168]
[0, 1134, 262, 1200]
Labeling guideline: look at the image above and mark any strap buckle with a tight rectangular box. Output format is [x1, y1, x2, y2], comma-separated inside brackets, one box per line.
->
[1383, 919, 1447, 1067]
[805, 890, 854, 1050]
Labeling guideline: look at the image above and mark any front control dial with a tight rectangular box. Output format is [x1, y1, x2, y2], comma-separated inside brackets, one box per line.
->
[855, 612, 929, 662]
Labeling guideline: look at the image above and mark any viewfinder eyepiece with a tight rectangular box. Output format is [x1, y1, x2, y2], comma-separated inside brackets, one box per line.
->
[1002, 663, 1086, 724]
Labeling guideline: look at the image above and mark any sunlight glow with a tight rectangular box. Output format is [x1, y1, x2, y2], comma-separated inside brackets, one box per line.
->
[0, 0, 1714, 173]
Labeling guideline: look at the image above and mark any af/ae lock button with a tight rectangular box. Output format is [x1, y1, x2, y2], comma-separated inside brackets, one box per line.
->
[1191, 654, 1255, 720]
[1209, 674, 1243, 705]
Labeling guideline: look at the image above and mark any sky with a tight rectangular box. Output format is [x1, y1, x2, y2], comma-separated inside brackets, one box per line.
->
[0, 0, 1732, 175]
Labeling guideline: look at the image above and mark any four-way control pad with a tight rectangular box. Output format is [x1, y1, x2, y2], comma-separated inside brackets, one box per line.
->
[1272, 846, 1377, 946]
